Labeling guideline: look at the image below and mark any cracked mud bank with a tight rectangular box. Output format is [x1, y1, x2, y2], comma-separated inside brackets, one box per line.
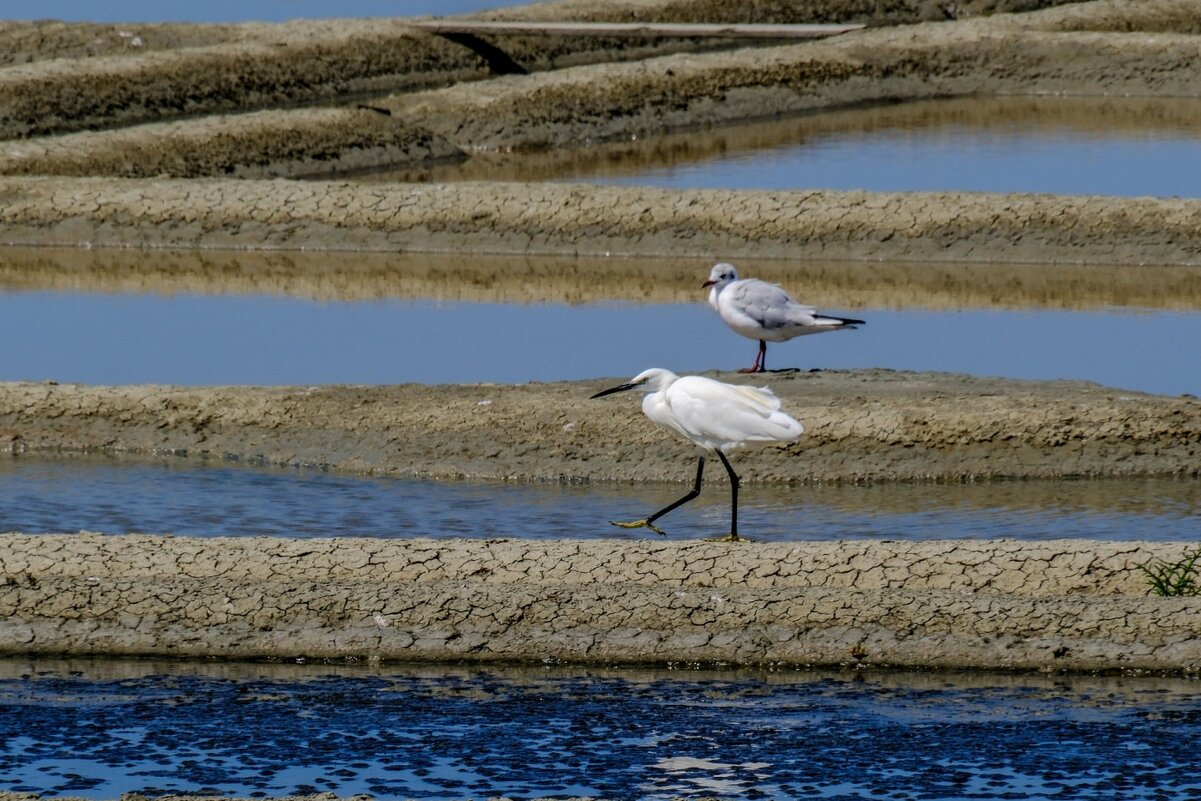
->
[4, 175, 1201, 265]
[3, 532, 1201, 673]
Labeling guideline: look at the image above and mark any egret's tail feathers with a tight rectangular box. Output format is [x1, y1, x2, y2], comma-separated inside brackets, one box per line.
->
[740, 411, 804, 444]
[732, 386, 802, 442]
[770, 412, 805, 440]
[731, 383, 783, 413]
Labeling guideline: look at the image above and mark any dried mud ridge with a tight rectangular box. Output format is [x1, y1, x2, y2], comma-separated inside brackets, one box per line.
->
[3, 371, 1200, 484]
[4, 532, 1200, 673]
[4, 175, 1201, 266]
[2, 0, 1200, 264]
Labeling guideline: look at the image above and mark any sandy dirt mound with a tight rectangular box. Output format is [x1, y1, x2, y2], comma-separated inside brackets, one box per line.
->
[7, 176, 1201, 266]
[2, 175, 1200, 265]
[3, 371, 1199, 484]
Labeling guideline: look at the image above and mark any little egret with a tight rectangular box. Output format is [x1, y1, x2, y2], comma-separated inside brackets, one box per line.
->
[703, 262, 865, 373]
[590, 368, 803, 541]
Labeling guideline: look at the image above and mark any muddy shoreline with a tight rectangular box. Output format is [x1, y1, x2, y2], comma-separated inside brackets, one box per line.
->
[3, 532, 1200, 673]
[5, 176, 1201, 266]
[3, 371, 1200, 484]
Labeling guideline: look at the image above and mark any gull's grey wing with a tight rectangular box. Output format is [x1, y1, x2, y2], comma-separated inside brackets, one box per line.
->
[728, 280, 818, 330]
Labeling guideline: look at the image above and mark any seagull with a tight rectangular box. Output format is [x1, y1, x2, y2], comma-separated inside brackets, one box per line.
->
[703, 262, 865, 373]
[590, 368, 803, 542]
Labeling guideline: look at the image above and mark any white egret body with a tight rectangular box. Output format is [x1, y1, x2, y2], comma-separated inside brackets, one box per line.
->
[703, 262, 864, 373]
[590, 368, 803, 541]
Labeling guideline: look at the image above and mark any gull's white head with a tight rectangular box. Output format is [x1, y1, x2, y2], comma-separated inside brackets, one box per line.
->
[590, 368, 680, 399]
[702, 262, 740, 292]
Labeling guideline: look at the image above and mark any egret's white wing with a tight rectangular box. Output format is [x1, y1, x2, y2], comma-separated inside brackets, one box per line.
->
[641, 389, 693, 441]
[725, 381, 783, 413]
[667, 377, 802, 450]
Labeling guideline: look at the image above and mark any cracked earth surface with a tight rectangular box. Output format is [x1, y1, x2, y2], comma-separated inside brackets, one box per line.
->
[1, 0, 1200, 673]
[3, 533, 1200, 672]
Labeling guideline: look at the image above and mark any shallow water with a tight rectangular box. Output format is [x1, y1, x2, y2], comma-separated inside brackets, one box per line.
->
[3, 455, 1199, 542]
[588, 122, 1201, 198]
[2, 291, 1199, 396]
[2, 658, 1200, 800]
[366, 97, 1201, 199]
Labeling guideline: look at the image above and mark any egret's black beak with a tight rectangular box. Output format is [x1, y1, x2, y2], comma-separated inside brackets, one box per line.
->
[590, 382, 638, 399]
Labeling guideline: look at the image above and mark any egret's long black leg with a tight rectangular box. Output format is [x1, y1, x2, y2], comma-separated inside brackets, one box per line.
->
[710, 450, 750, 543]
[610, 456, 705, 536]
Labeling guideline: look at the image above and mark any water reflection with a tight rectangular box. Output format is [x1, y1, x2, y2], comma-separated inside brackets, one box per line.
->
[354, 96, 1201, 198]
[3, 248, 1199, 394]
[2, 658, 1199, 800]
[5, 245, 1201, 310]
[3, 455, 1198, 542]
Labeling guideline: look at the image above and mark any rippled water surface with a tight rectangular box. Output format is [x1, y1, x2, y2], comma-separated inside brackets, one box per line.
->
[2, 660, 1201, 800]
[3, 455, 1199, 542]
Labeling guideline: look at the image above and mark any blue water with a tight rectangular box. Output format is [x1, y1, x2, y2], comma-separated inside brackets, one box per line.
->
[3, 456, 1199, 542]
[590, 128, 1201, 198]
[1, 292, 1198, 396]
[2, 660, 1200, 800]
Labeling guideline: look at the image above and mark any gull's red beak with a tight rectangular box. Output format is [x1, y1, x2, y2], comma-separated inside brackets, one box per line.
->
[701, 279, 716, 287]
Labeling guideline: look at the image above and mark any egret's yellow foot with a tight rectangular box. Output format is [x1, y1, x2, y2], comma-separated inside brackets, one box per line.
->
[610, 519, 667, 536]
[705, 533, 753, 543]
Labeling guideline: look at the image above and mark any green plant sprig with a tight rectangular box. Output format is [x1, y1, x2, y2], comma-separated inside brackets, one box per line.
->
[1140, 545, 1201, 597]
